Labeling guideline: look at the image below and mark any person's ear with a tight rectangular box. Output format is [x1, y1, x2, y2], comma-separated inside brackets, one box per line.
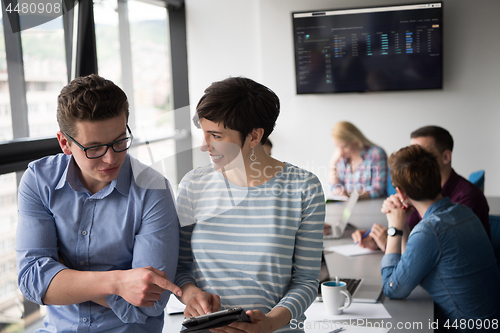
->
[395, 187, 408, 204]
[57, 131, 72, 155]
[249, 128, 264, 148]
[442, 149, 452, 166]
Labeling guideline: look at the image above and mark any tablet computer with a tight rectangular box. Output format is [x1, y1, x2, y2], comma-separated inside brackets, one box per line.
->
[181, 307, 251, 333]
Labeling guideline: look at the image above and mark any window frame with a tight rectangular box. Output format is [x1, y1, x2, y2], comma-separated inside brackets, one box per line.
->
[0, 0, 192, 180]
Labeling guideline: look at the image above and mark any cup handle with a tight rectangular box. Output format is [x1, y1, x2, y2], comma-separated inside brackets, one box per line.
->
[339, 290, 352, 310]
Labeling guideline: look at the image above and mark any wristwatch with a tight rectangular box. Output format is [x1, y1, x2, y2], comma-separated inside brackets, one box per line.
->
[387, 227, 403, 237]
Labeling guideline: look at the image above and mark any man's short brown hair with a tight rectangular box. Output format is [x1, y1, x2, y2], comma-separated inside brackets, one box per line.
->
[57, 74, 129, 137]
[410, 125, 453, 153]
[389, 145, 442, 201]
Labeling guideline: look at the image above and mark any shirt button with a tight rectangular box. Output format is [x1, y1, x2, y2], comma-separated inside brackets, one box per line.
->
[82, 231, 87, 236]
[82, 318, 87, 322]
[389, 282, 394, 288]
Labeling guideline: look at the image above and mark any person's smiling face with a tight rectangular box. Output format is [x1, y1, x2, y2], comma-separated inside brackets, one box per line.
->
[199, 118, 249, 171]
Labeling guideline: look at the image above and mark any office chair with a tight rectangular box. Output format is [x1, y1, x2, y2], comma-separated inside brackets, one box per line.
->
[490, 215, 500, 268]
[468, 170, 485, 192]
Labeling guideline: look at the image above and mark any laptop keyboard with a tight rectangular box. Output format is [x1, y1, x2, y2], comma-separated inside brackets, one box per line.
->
[340, 278, 362, 295]
[318, 277, 362, 296]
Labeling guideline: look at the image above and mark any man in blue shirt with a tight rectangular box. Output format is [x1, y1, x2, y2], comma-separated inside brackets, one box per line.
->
[380, 145, 500, 331]
[16, 74, 182, 332]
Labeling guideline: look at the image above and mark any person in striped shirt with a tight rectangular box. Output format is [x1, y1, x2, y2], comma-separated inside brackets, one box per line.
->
[175, 77, 325, 333]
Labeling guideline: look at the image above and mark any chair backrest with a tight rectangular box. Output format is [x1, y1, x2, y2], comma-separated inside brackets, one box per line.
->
[468, 170, 485, 192]
[490, 215, 500, 268]
[387, 169, 397, 196]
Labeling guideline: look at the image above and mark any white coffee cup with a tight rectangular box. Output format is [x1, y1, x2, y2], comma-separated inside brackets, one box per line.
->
[321, 281, 352, 315]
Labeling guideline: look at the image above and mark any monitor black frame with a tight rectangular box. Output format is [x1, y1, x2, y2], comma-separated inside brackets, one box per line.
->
[292, 2, 443, 94]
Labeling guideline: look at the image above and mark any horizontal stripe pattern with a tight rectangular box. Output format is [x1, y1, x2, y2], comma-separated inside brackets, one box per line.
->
[175, 163, 325, 331]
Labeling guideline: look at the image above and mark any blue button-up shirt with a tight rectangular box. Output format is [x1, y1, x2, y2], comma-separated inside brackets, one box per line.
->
[16, 153, 179, 332]
[381, 198, 500, 322]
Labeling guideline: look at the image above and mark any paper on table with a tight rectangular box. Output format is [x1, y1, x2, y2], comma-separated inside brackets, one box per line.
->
[324, 244, 382, 257]
[304, 301, 391, 322]
[302, 322, 389, 333]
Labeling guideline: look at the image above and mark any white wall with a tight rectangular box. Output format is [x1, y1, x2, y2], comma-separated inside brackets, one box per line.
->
[185, 0, 500, 196]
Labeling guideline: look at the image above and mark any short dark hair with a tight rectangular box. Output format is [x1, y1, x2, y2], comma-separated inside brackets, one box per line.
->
[389, 145, 442, 201]
[410, 126, 453, 153]
[57, 74, 129, 137]
[194, 77, 280, 146]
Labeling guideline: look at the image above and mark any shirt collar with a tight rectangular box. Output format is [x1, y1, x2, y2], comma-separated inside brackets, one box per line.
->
[422, 197, 453, 219]
[54, 154, 131, 197]
[55, 156, 86, 192]
[441, 168, 458, 197]
[114, 154, 131, 196]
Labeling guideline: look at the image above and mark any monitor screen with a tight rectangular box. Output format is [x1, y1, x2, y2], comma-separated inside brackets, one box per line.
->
[292, 2, 443, 94]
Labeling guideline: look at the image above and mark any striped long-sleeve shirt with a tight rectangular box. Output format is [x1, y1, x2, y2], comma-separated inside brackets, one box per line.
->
[175, 162, 325, 332]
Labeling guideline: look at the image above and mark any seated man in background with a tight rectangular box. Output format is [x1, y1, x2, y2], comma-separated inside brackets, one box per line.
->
[16, 74, 181, 332]
[380, 144, 500, 329]
[353, 125, 490, 250]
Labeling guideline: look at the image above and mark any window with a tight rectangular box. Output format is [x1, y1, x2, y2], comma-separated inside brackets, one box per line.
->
[0, 9, 13, 142]
[95, 0, 177, 184]
[0, 173, 20, 317]
[94, 0, 122, 85]
[20, 17, 68, 138]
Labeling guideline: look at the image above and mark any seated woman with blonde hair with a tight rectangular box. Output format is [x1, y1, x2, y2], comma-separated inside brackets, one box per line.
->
[328, 121, 387, 200]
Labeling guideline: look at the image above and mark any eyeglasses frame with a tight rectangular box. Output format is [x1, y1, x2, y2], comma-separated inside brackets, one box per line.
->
[63, 125, 133, 159]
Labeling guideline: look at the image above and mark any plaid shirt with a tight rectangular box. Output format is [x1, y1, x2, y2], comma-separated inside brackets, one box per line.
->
[330, 145, 388, 198]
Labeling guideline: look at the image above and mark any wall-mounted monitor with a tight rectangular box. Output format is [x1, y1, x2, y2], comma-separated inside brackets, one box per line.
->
[292, 2, 443, 94]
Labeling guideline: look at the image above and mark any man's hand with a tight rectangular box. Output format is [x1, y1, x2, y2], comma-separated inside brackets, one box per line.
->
[115, 266, 182, 307]
[351, 229, 379, 250]
[386, 206, 410, 231]
[381, 193, 404, 214]
[369, 224, 388, 250]
[183, 289, 221, 317]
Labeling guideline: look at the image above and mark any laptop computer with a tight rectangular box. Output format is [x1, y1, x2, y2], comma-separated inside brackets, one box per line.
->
[317, 253, 383, 303]
[323, 190, 359, 239]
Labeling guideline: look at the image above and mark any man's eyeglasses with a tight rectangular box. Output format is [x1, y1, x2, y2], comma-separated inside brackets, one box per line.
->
[64, 125, 133, 159]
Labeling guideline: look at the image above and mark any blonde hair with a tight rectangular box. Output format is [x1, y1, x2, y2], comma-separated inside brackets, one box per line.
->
[331, 121, 375, 149]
